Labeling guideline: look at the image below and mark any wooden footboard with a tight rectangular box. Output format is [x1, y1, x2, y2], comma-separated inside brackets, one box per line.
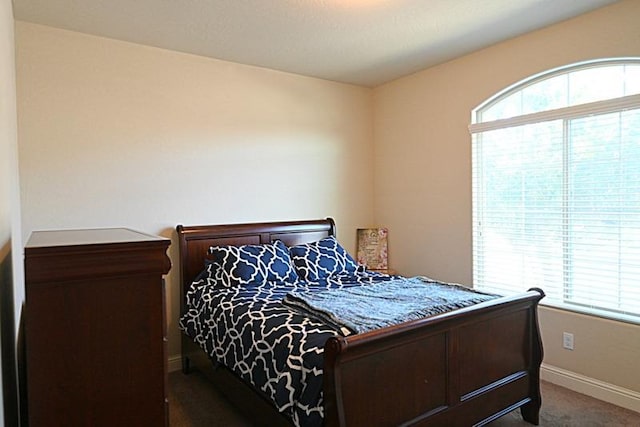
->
[323, 288, 544, 426]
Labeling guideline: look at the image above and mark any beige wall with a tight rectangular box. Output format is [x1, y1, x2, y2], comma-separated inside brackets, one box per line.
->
[15, 22, 375, 361]
[1, 0, 23, 423]
[373, 0, 640, 394]
[0, 0, 23, 327]
[0, 2, 11, 423]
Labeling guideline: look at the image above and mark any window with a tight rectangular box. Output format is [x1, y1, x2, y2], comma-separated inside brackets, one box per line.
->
[470, 59, 640, 324]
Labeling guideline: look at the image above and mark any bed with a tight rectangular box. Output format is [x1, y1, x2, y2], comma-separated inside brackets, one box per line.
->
[176, 218, 545, 426]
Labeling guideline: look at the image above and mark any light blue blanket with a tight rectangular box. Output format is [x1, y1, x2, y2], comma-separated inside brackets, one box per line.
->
[282, 277, 498, 335]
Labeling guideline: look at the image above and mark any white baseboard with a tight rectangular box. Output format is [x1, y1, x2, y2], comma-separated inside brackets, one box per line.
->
[541, 363, 640, 414]
[168, 355, 183, 373]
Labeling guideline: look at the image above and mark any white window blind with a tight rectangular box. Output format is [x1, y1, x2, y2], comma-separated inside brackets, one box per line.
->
[471, 60, 640, 324]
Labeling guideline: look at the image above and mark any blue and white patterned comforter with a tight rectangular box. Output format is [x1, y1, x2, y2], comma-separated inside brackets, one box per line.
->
[179, 273, 498, 426]
[179, 271, 394, 427]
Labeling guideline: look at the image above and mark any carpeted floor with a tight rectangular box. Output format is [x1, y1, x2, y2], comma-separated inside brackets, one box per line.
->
[168, 370, 640, 426]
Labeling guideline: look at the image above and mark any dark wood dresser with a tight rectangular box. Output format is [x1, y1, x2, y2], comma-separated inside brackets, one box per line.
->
[24, 228, 171, 426]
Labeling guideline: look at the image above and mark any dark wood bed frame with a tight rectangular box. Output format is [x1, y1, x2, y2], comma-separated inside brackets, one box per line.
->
[176, 218, 545, 426]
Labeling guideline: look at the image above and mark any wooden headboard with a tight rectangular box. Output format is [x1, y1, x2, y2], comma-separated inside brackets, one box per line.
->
[175, 218, 336, 314]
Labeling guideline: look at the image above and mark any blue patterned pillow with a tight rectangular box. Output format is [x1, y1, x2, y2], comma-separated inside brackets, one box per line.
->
[208, 240, 298, 287]
[289, 236, 359, 281]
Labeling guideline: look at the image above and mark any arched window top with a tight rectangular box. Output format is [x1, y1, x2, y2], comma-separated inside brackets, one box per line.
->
[474, 58, 640, 124]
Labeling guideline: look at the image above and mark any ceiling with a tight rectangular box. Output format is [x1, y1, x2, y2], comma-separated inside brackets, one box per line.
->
[13, 0, 619, 87]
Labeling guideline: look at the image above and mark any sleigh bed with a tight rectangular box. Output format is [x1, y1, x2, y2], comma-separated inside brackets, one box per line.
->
[177, 218, 545, 426]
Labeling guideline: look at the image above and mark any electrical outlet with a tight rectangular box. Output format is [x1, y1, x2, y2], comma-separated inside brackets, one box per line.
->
[563, 332, 574, 350]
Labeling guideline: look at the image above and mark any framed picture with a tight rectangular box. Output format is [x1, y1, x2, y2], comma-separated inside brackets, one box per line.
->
[356, 228, 388, 271]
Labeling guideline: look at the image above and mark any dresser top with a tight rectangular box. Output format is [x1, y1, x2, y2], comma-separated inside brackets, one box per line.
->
[26, 228, 168, 249]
